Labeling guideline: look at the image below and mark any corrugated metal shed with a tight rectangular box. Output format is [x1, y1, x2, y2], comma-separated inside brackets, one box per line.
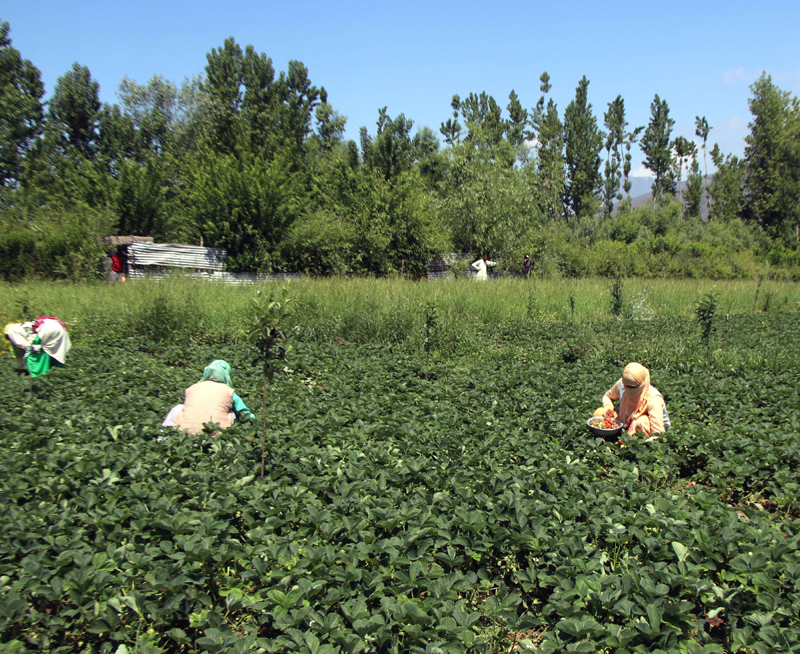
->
[128, 242, 227, 271]
[128, 269, 303, 284]
[102, 235, 154, 246]
[426, 253, 476, 280]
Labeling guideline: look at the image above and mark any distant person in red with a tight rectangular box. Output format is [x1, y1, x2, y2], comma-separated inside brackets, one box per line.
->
[108, 247, 127, 283]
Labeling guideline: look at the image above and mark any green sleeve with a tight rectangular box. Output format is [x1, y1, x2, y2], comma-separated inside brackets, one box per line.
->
[26, 335, 52, 378]
[232, 392, 251, 417]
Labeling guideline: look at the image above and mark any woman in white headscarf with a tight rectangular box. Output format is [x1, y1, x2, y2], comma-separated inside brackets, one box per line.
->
[4, 317, 72, 377]
[602, 362, 670, 437]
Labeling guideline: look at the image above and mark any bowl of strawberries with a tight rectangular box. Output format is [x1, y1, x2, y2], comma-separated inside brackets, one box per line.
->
[587, 412, 623, 437]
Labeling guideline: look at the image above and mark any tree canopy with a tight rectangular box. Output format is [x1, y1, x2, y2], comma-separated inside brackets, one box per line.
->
[0, 20, 798, 281]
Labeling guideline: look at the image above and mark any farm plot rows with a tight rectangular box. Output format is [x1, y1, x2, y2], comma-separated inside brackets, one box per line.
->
[1, 315, 800, 653]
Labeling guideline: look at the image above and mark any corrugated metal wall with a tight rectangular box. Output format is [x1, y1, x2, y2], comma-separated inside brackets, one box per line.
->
[127, 269, 303, 284]
[426, 253, 477, 280]
[128, 242, 227, 271]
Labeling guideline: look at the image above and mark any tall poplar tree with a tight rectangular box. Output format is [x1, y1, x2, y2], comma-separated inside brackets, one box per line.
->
[685, 144, 703, 218]
[531, 72, 564, 220]
[602, 95, 626, 217]
[439, 95, 462, 146]
[563, 76, 603, 218]
[694, 116, 711, 187]
[671, 135, 694, 206]
[622, 126, 643, 207]
[641, 94, 675, 203]
[505, 90, 528, 152]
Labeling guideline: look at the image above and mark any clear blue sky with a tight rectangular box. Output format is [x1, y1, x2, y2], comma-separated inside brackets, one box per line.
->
[3, 0, 799, 175]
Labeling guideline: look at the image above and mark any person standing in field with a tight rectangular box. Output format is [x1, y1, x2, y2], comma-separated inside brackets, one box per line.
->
[108, 246, 127, 283]
[521, 254, 534, 279]
[471, 252, 496, 281]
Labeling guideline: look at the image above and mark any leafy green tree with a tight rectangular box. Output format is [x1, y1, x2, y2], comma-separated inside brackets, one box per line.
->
[113, 156, 171, 238]
[743, 73, 800, 241]
[119, 75, 177, 128]
[97, 104, 137, 174]
[563, 76, 603, 218]
[278, 60, 321, 158]
[460, 92, 504, 146]
[439, 143, 541, 257]
[457, 91, 514, 165]
[189, 39, 325, 266]
[360, 107, 415, 181]
[117, 74, 178, 155]
[602, 95, 626, 217]
[24, 64, 110, 212]
[641, 94, 675, 203]
[413, 125, 446, 187]
[47, 62, 102, 159]
[708, 144, 745, 222]
[203, 37, 320, 163]
[203, 38, 248, 154]
[0, 21, 44, 189]
[171, 75, 215, 157]
[187, 144, 303, 271]
[312, 88, 347, 151]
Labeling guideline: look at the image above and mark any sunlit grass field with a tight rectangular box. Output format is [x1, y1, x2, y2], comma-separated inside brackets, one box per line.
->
[3, 276, 798, 376]
[2, 275, 798, 332]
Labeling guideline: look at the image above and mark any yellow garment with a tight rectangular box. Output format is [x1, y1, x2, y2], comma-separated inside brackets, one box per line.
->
[602, 363, 666, 436]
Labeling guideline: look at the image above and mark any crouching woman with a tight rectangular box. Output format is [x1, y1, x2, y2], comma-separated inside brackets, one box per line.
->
[4, 317, 72, 376]
[602, 362, 670, 438]
[163, 360, 252, 434]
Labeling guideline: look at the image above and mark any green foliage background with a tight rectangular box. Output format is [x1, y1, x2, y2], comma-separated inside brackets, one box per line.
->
[2, 21, 800, 282]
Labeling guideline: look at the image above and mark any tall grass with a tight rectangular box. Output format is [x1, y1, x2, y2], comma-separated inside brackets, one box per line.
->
[1, 275, 799, 345]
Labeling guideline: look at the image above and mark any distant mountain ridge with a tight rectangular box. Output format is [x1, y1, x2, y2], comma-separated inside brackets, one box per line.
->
[617, 175, 710, 219]
[626, 176, 656, 200]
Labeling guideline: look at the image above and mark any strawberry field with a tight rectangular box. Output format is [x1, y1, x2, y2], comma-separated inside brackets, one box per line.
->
[2, 308, 800, 653]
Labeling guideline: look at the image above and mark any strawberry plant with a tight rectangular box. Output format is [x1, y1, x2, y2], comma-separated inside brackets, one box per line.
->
[0, 312, 799, 652]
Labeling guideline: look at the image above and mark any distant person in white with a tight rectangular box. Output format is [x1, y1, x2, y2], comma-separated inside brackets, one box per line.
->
[471, 252, 496, 280]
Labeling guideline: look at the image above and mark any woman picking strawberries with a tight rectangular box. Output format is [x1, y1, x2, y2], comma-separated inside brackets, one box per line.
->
[602, 362, 670, 438]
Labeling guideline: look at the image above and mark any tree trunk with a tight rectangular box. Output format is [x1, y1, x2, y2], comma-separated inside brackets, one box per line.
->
[261, 378, 267, 478]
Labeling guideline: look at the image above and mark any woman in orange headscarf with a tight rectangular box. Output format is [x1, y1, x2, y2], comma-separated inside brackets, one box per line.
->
[602, 363, 670, 437]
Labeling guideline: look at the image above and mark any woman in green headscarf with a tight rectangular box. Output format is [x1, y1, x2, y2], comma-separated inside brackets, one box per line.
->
[162, 360, 252, 434]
